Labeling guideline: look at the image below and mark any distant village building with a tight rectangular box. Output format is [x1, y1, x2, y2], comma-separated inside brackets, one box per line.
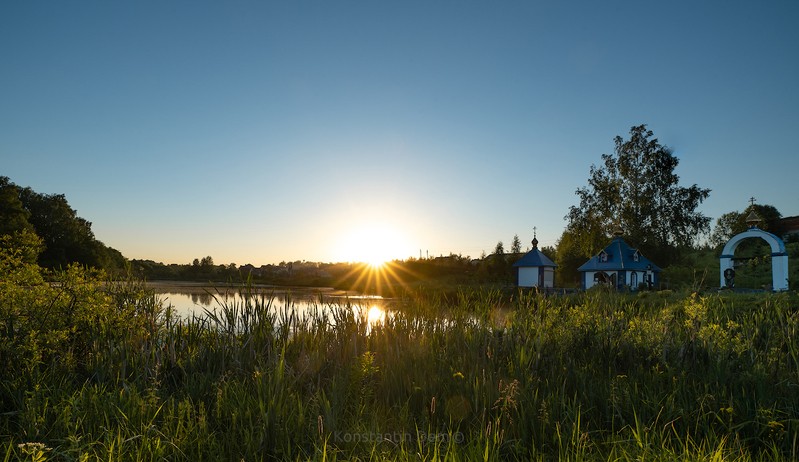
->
[513, 232, 556, 288]
[578, 230, 661, 291]
[777, 215, 799, 241]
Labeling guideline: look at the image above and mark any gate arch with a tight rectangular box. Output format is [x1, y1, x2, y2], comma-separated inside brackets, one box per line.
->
[719, 227, 789, 291]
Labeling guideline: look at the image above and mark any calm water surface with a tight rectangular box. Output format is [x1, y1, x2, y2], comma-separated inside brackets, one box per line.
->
[149, 283, 390, 326]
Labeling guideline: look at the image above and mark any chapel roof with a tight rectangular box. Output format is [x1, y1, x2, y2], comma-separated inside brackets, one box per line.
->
[512, 232, 557, 268]
[577, 236, 661, 272]
[513, 248, 557, 268]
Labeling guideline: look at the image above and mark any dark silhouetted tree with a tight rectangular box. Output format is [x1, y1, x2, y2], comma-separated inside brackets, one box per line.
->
[1, 177, 126, 271]
[566, 124, 711, 265]
[0, 176, 34, 236]
[18, 187, 97, 268]
[510, 234, 522, 254]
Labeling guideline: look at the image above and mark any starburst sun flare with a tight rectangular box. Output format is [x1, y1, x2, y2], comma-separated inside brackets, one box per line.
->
[333, 223, 412, 267]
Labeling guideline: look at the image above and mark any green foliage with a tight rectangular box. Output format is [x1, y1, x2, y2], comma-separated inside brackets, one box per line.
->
[0, 177, 34, 236]
[658, 242, 799, 291]
[555, 227, 601, 287]
[710, 204, 783, 248]
[0, 177, 126, 272]
[2, 246, 798, 461]
[566, 125, 711, 266]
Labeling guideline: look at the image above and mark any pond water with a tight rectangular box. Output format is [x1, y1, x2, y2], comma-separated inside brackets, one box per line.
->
[148, 282, 390, 327]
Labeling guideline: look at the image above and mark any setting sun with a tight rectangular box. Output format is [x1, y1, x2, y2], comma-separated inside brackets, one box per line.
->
[334, 222, 411, 266]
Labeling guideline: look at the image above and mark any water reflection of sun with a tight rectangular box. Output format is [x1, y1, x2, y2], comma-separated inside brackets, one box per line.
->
[366, 305, 385, 325]
[349, 303, 388, 334]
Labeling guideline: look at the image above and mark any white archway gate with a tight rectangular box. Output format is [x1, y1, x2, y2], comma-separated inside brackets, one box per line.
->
[719, 227, 789, 291]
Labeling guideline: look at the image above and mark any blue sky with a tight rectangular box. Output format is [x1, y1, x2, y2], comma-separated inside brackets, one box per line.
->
[2, 1, 797, 265]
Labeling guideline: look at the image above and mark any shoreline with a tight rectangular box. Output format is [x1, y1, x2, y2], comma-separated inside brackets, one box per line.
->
[145, 280, 358, 297]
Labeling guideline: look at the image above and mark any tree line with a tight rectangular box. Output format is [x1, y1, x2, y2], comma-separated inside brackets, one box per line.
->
[0, 177, 126, 271]
[3, 124, 791, 290]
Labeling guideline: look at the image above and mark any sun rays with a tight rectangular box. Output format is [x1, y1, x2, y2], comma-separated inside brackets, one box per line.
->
[333, 259, 421, 297]
[333, 222, 412, 269]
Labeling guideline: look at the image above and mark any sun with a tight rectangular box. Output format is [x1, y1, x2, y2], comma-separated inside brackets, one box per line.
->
[333, 222, 424, 296]
[334, 222, 410, 267]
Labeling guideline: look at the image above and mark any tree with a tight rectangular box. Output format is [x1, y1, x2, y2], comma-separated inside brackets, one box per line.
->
[1, 177, 127, 271]
[709, 211, 741, 248]
[19, 187, 98, 268]
[566, 125, 711, 265]
[552, 226, 607, 287]
[0, 229, 45, 287]
[510, 234, 522, 254]
[0, 176, 34, 236]
[494, 241, 504, 255]
[709, 204, 782, 248]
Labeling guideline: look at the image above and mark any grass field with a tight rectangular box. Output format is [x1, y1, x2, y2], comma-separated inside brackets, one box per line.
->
[2, 256, 798, 460]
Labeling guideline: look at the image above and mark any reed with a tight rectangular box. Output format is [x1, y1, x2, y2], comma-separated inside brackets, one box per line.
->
[1, 260, 797, 460]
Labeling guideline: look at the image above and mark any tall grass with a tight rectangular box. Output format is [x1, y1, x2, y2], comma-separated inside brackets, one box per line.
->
[1, 260, 797, 460]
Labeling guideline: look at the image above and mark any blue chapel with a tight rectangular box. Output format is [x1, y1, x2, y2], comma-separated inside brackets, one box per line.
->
[578, 231, 661, 291]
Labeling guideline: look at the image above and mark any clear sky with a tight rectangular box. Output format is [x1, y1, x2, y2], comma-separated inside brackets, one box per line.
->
[2, 1, 797, 266]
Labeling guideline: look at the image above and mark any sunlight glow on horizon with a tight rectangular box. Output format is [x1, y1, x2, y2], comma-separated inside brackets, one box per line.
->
[333, 222, 414, 267]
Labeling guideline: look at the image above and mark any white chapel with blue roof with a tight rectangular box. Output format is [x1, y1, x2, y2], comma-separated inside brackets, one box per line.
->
[578, 229, 661, 291]
[513, 231, 557, 288]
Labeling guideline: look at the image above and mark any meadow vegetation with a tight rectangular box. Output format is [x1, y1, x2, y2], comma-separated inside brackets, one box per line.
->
[2, 232, 798, 461]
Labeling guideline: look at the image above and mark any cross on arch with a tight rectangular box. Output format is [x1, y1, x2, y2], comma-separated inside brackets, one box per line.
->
[749, 197, 757, 207]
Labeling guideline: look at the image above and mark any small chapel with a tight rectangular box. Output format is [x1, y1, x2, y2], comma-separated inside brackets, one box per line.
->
[578, 230, 661, 291]
[513, 231, 557, 288]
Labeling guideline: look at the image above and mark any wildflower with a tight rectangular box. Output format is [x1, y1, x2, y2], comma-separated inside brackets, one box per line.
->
[17, 442, 52, 461]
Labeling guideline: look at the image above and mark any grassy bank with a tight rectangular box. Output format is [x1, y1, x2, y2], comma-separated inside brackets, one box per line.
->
[1, 260, 798, 460]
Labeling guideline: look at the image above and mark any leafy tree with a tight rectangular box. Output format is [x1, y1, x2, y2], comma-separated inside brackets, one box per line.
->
[494, 241, 504, 255]
[554, 227, 595, 286]
[0, 228, 44, 268]
[1, 177, 126, 271]
[93, 241, 127, 271]
[709, 204, 782, 247]
[566, 124, 711, 265]
[0, 176, 34, 236]
[709, 211, 741, 248]
[18, 187, 98, 268]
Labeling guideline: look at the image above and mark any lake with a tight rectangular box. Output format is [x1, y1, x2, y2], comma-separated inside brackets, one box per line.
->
[148, 282, 390, 327]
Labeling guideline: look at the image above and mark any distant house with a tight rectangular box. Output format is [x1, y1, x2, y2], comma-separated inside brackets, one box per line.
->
[578, 232, 661, 291]
[513, 235, 556, 288]
[777, 215, 799, 241]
